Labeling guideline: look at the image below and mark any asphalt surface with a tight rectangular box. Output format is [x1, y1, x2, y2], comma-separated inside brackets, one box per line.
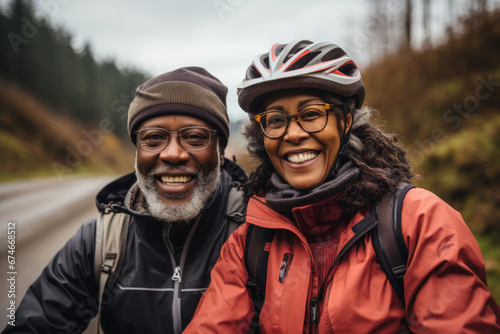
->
[0, 174, 117, 332]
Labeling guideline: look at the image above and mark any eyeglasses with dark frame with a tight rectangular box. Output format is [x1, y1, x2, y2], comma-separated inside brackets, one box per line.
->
[254, 103, 340, 139]
[135, 126, 217, 152]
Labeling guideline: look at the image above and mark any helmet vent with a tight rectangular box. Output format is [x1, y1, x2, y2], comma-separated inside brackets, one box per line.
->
[322, 47, 347, 62]
[262, 55, 270, 69]
[246, 65, 262, 79]
[275, 44, 286, 57]
[287, 51, 321, 72]
[283, 40, 313, 64]
[337, 63, 358, 77]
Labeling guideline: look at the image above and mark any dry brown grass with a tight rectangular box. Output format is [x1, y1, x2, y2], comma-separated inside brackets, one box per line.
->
[0, 78, 135, 181]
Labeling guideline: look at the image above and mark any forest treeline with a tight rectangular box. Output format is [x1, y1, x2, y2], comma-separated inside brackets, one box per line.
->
[0, 0, 148, 139]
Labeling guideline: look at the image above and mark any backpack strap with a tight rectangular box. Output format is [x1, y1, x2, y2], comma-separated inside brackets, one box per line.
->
[94, 209, 130, 333]
[225, 182, 246, 238]
[371, 183, 415, 303]
[245, 224, 276, 334]
[223, 157, 248, 237]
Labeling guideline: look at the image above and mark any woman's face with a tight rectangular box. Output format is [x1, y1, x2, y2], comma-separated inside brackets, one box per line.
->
[261, 90, 352, 191]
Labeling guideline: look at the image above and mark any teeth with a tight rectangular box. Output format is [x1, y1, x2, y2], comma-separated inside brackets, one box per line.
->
[287, 152, 318, 163]
[160, 175, 193, 184]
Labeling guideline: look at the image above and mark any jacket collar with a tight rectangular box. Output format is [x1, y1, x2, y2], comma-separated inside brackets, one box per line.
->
[247, 195, 376, 257]
[95, 172, 170, 246]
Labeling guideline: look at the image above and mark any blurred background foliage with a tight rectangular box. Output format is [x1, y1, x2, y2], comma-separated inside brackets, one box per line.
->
[361, 2, 500, 299]
[0, 0, 148, 180]
[0, 0, 499, 300]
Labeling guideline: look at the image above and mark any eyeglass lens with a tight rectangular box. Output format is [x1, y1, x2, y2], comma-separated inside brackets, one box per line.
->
[137, 126, 213, 152]
[258, 104, 331, 138]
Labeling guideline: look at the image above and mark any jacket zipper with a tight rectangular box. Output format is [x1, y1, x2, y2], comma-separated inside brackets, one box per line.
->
[310, 296, 319, 324]
[162, 225, 182, 333]
[249, 197, 378, 332]
[162, 215, 203, 334]
[278, 253, 293, 283]
[172, 266, 181, 282]
[309, 214, 378, 333]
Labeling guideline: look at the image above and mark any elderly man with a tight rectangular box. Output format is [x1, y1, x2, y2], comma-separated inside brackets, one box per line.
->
[2, 67, 247, 334]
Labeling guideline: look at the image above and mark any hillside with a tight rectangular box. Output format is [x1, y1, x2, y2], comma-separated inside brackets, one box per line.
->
[0, 0, 149, 141]
[362, 9, 500, 298]
[0, 78, 135, 181]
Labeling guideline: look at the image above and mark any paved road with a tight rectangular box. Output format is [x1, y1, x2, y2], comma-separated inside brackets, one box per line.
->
[0, 175, 117, 332]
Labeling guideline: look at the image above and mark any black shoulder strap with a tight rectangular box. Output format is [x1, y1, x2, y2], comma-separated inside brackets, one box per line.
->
[371, 183, 415, 303]
[245, 224, 276, 333]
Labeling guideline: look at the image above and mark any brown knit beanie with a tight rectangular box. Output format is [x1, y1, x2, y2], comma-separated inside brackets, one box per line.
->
[128, 66, 229, 147]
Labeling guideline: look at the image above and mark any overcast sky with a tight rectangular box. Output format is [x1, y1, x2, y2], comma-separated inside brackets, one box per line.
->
[1, 0, 493, 123]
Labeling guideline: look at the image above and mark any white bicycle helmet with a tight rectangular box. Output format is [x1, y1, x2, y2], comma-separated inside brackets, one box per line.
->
[237, 40, 365, 113]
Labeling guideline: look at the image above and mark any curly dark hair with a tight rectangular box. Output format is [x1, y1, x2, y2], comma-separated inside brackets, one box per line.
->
[241, 93, 416, 220]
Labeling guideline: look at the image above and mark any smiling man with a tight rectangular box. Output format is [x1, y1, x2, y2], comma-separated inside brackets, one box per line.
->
[3, 67, 247, 334]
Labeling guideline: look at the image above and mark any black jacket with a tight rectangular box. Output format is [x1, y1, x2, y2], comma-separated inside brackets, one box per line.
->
[3, 159, 247, 334]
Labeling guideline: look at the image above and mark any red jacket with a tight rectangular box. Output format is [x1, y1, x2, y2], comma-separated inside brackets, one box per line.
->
[184, 188, 500, 333]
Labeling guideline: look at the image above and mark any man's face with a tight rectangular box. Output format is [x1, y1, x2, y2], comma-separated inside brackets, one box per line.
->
[135, 114, 223, 223]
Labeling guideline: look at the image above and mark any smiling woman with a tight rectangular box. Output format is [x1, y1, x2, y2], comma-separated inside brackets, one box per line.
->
[183, 40, 500, 334]
[259, 91, 351, 190]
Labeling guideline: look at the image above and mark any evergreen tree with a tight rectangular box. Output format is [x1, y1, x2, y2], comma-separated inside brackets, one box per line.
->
[0, 0, 148, 140]
[0, 5, 9, 76]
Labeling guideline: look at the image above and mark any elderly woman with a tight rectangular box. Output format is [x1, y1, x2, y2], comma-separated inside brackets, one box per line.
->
[184, 40, 500, 333]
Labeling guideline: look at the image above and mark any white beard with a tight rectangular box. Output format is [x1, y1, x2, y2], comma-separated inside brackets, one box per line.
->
[135, 157, 221, 223]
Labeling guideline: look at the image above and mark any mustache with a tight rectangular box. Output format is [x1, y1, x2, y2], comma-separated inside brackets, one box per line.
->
[148, 164, 198, 177]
